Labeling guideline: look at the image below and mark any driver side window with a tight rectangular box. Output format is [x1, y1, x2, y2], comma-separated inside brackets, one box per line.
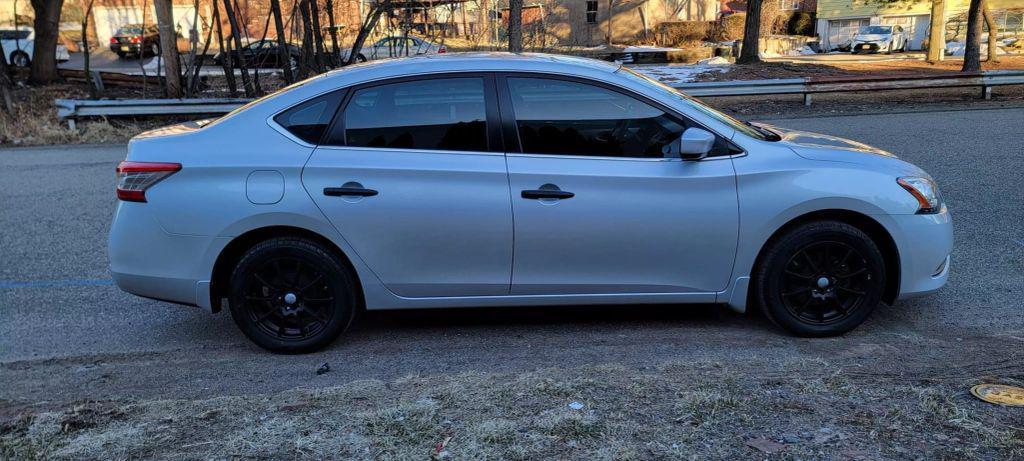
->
[505, 77, 687, 158]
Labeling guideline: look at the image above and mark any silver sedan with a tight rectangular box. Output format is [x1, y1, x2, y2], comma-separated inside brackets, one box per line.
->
[109, 53, 952, 353]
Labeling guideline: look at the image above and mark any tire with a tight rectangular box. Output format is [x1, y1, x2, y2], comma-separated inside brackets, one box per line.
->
[753, 220, 885, 337]
[10, 51, 29, 67]
[228, 237, 358, 353]
[150, 43, 160, 57]
[116, 52, 127, 59]
[356, 54, 367, 63]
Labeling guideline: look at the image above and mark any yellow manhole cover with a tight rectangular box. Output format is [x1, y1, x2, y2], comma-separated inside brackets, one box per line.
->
[971, 384, 1024, 407]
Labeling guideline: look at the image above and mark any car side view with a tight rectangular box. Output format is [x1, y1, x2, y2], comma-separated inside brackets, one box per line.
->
[109, 53, 952, 353]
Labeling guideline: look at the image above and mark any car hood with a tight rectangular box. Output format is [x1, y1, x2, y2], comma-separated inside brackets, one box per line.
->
[854, 34, 890, 42]
[758, 123, 929, 176]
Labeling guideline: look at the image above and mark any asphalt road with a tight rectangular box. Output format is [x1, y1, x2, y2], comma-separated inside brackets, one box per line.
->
[1, 107, 1022, 406]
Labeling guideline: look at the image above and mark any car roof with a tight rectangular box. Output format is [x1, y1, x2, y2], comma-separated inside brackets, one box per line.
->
[326, 52, 620, 79]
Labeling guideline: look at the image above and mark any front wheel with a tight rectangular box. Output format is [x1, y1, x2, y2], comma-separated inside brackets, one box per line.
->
[10, 51, 29, 67]
[754, 220, 885, 337]
[228, 237, 358, 353]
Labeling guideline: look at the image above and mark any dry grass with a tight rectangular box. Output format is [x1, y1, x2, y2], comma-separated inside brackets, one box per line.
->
[0, 85, 160, 147]
[2, 362, 1022, 460]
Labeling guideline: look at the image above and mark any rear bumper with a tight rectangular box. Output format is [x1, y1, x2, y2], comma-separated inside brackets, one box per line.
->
[108, 202, 223, 310]
[890, 207, 953, 300]
[110, 43, 143, 54]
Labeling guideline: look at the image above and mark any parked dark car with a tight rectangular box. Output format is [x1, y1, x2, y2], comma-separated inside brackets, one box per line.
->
[214, 40, 300, 69]
[109, 24, 161, 59]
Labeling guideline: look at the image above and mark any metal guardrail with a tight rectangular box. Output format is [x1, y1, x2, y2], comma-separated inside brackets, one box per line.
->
[671, 70, 1024, 105]
[55, 70, 1024, 126]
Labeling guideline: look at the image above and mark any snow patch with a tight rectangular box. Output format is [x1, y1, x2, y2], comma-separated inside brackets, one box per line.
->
[631, 61, 731, 84]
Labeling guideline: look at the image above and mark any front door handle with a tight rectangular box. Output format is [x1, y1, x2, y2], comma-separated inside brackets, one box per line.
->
[324, 186, 378, 197]
[521, 189, 574, 200]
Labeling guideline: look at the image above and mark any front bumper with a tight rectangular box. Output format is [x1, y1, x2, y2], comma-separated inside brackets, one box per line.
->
[852, 42, 884, 53]
[889, 207, 953, 300]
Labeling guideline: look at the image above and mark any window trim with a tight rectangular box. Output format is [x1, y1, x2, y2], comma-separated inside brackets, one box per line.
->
[494, 72, 744, 162]
[323, 72, 503, 154]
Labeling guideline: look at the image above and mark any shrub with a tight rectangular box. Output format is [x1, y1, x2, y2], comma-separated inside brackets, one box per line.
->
[711, 13, 746, 41]
[657, 21, 713, 47]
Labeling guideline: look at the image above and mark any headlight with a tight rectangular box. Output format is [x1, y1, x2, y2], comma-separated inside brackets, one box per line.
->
[898, 177, 942, 214]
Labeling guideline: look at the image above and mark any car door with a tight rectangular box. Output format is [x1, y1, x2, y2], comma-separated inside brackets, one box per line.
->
[499, 75, 740, 295]
[302, 74, 514, 297]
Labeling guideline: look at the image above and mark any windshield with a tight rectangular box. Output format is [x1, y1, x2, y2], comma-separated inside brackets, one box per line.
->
[859, 26, 892, 34]
[618, 67, 770, 141]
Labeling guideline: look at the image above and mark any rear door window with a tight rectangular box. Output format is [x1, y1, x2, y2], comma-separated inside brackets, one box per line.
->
[330, 77, 488, 152]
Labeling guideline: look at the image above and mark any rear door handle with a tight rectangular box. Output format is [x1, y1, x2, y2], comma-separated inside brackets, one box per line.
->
[324, 186, 378, 197]
[521, 189, 574, 200]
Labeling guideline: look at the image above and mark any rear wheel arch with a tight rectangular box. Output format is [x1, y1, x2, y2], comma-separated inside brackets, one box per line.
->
[748, 209, 901, 307]
[209, 226, 364, 313]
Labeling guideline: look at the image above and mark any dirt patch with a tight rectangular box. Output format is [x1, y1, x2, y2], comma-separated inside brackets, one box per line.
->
[2, 360, 1022, 460]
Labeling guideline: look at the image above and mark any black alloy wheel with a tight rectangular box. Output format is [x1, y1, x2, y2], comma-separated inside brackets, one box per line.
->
[228, 237, 357, 353]
[755, 220, 885, 337]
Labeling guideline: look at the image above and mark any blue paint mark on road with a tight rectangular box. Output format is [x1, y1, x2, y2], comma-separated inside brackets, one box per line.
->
[0, 279, 114, 289]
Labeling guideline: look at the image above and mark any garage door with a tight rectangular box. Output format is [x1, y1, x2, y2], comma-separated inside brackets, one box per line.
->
[882, 14, 929, 51]
[827, 18, 870, 50]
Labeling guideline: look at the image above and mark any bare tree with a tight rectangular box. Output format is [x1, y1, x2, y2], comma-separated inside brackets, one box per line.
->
[81, 0, 98, 98]
[0, 41, 14, 113]
[982, 0, 998, 63]
[269, 0, 295, 82]
[961, 0, 983, 72]
[606, 0, 613, 46]
[222, 0, 256, 96]
[345, 0, 392, 66]
[28, 0, 65, 84]
[213, 0, 238, 96]
[507, 0, 522, 52]
[324, 0, 341, 66]
[737, 0, 762, 64]
[154, 0, 183, 97]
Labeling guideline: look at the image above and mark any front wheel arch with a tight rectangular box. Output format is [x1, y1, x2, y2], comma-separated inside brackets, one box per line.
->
[209, 226, 364, 314]
[747, 209, 900, 308]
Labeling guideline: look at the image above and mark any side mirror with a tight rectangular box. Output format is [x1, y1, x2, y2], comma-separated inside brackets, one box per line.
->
[663, 127, 716, 161]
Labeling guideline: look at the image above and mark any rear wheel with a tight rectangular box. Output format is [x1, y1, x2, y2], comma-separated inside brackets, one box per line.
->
[228, 237, 357, 353]
[754, 220, 885, 337]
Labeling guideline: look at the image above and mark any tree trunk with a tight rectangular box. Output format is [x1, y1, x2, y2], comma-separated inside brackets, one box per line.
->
[154, 0, 182, 97]
[28, 0, 65, 84]
[478, 0, 490, 45]
[508, 0, 522, 52]
[982, 0, 998, 63]
[213, 0, 238, 96]
[737, 0, 762, 64]
[325, 0, 341, 67]
[961, 0, 982, 72]
[308, 0, 327, 72]
[298, 0, 315, 76]
[606, 0, 613, 46]
[82, 0, 98, 99]
[269, 0, 294, 81]
[222, 0, 255, 96]
[926, 0, 945, 63]
[0, 40, 14, 113]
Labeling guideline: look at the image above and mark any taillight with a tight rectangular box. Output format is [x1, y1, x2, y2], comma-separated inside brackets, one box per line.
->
[116, 161, 181, 202]
[109, 37, 118, 44]
[438, 46, 446, 54]
[130, 36, 141, 44]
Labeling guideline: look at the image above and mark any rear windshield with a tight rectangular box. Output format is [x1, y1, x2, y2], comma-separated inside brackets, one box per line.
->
[859, 26, 892, 34]
[0, 30, 31, 40]
[116, 26, 144, 35]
